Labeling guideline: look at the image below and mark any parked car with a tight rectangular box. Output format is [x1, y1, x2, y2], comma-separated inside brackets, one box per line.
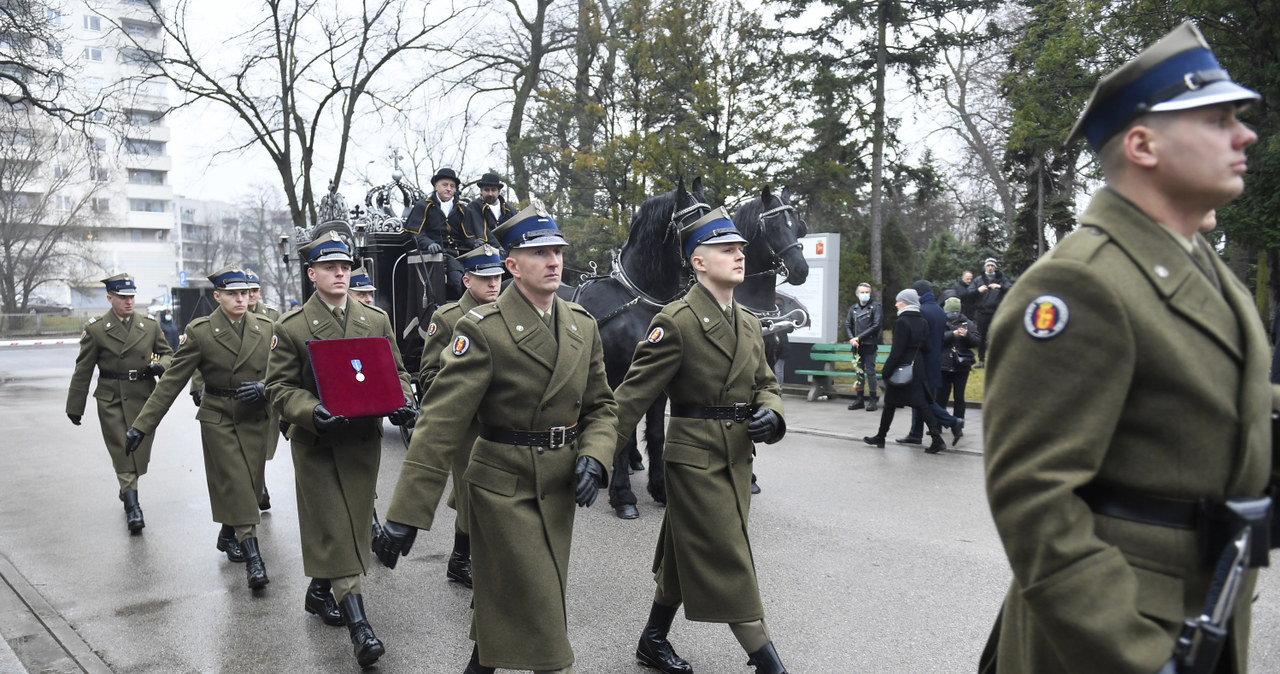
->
[22, 296, 72, 316]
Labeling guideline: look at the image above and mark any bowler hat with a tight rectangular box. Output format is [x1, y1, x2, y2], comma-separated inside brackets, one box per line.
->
[431, 168, 460, 186]
[476, 172, 503, 188]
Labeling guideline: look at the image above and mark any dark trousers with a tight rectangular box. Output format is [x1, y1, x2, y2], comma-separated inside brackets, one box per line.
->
[908, 385, 959, 439]
[856, 343, 879, 399]
[876, 402, 940, 440]
[938, 369, 971, 418]
[975, 312, 995, 362]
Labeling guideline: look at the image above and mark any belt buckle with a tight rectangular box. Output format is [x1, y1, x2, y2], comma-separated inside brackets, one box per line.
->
[733, 402, 750, 422]
[127, 370, 141, 381]
[548, 425, 567, 449]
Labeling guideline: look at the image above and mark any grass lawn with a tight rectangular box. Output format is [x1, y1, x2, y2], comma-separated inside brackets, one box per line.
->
[819, 345, 987, 402]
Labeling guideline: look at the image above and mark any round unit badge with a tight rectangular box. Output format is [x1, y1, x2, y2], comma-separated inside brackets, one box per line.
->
[1023, 295, 1069, 339]
[647, 327, 665, 344]
[452, 335, 470, 356]
[178, 334, 187, 346]
[427, 322, 437, 336]
[270, 334, 279, 350]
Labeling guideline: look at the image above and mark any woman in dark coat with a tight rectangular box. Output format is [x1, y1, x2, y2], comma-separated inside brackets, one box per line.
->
[939, 296, 981, 419]
[863, 288, 946, 453]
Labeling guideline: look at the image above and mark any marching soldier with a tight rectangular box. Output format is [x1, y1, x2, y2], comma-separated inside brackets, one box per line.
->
[65, 273, 172, 533]
[376, 205, 618, 674]
[393, 244, 505, 589]
[265, 231, 417, 667]
[125, 268, 274, 590]
[245, 270, 280, 320]
[612, 208, 789, 674]
[349, 267, 376, 306]
[244, 267, 281, 511]
[980, 22, 1276, 674]
[462, 172, 516, 249]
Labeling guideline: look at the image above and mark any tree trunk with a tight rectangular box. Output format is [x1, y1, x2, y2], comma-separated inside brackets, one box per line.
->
[869, 0, 888, 288]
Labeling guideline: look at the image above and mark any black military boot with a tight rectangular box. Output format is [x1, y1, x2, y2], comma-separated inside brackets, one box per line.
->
[216, 524, 244, 562]
[241, 537, 269, 589]
[636, 602, 691, 673]
[747, 642, 788, 674]
[447, 531, 473, 588]
[304, 578, 345, 626]
[120, 490, 145, 533]
[847, 393, 865, 410]
[865, 396, 879, 412]
[862, 435, 885, 448]
[338, 594, 385, 667]
[463, 643, 496, 674]
[258, 485, 271, 511]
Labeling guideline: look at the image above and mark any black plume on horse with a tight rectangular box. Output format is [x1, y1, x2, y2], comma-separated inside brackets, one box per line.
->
[572, 177, 710, 519]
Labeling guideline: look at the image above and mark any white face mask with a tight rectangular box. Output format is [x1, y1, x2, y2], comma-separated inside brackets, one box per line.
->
[858, 293, 870, 303]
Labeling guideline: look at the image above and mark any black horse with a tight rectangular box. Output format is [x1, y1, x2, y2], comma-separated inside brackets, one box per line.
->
[571, 177, 710, 519]
[734, 185, 810, 363]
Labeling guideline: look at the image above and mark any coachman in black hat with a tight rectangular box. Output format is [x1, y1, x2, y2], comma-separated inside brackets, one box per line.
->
[403, 167, 467, 300]
[464, 171, 515, 254]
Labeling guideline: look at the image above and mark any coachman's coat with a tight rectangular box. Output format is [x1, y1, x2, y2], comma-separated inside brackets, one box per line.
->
[66, 311, 173, 475]
[132, 311, 274, 526]
[612, 283, 786, 622]
[387, 285, 617, 671]
[980, 188, 1280, 674]
[266, 294, 411, 580]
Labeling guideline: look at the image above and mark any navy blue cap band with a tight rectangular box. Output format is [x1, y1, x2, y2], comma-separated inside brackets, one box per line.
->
[1083, 47, 1219, 149]
[683, 218, 738, 258]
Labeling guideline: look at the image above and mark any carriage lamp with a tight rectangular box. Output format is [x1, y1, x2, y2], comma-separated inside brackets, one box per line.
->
[279, 234, 290, 265]
[354, 222, 368, 250]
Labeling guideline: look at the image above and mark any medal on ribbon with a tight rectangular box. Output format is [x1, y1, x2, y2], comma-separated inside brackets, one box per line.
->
[351, 359, 365, 382]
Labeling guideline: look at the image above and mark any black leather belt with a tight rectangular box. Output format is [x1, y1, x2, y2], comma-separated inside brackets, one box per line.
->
[480, 423, 580, 449]
[204, 387, 239, 398]
[99, 369, 152, 381]
[669, 402, 754, 423]
[1077, 484, 1202, 530]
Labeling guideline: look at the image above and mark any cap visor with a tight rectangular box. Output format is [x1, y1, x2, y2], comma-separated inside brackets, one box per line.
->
[1148, 80, 1262, 113]
[466, 267, 506, 276]
[511, 235, 569, 249]
[700, 233, 749, 247]
[311, 252, 354, 264]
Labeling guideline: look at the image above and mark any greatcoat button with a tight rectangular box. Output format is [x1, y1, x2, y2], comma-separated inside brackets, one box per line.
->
[724, 421, 733, 429]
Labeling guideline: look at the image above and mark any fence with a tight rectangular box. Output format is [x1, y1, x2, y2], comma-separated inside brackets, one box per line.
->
[0, 313, 88, 339]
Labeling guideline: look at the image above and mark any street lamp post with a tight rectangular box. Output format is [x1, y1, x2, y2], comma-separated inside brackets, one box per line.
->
[278, 234, 291, 308]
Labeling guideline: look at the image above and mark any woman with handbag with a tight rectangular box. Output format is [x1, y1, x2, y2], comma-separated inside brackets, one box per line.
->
[863, 288, 946, 453]
[939, 296, 981, 420]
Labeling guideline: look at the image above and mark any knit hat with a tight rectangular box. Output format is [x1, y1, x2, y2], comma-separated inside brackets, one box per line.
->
[895, 288, 920, 308]
[943, 297, 961, 312]
[983, 258, 998, 268]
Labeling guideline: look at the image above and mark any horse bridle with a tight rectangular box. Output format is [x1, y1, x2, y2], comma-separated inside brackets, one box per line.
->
[746, 202, 803, 280]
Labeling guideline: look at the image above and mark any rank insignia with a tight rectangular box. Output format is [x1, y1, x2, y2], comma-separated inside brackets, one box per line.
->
[270, 334, 278, 350]
[647, 327, 665, 344]
[1023, 295, 1069, 340]
[452, 335, 470, 356]
[427, 322, 437, 336]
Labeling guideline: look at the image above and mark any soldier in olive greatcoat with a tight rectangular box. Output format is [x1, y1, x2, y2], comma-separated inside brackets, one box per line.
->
[265, 232, 416, 668]
[980, 22, 1277, 674]
[377, 205, 617, 674]
[243, 268, 281, 511]
[611, 207, 788, 674]
[66, 273, 172, 533]
[126, 267, 274, 591]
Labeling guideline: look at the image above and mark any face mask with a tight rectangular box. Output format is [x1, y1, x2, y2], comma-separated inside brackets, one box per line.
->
[947, 312, 960, 319]
[858, 293, 870, 303]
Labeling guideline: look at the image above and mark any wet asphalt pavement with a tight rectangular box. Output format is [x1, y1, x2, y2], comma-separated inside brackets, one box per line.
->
[1, 344, 1278, 673]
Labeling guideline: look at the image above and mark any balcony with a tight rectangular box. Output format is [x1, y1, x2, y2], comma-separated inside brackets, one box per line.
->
[121, 154, 171, 172]
[125, 125, 170, 143]
[124, 182, 171, 201]
[124, 210, 173, 230]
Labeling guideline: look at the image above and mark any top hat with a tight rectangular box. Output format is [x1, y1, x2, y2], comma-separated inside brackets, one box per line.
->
[493, 202, 569, 250]
[476, 172, 504, 188]
[208, 267, 252, 290]
[300, 230, 354, 265]
[431, 167, 461, 186]
[679, 207, 747, 260]
[458, 244, 506, 276]
[349, 267, 376, 292]
[1068, 21, 1260, 150]
[101, 272, 137, 296]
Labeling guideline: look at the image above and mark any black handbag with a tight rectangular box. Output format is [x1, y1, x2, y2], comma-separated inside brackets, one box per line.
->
[887, 362, 914, 386]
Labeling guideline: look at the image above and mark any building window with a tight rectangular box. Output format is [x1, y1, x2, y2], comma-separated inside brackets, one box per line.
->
[92, 198, 111, 213]
[47, 41, 62, 57]
[91, 137, 107, 153]
[56, 196, 73, 211]
[83, 76, 103, 91]
[47, 9, 62, 25]
[83, 47, 102, 62]
[124, 139, 165, 156]
[129, 199, 168, 213]
[127, 110, 162, 126]
[83, 15, 101, 31]
[53, 165, 70, 179]
[91, 167, 110, 182]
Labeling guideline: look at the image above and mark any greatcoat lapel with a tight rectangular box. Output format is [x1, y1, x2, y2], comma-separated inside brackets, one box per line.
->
[500, 286, 558, 373]
[686, 284, 736, 361]
[123, 316, 149, 354]
[302, 295, 345, 341]
[102, 312, 127, 352]
[540, 296, 586, 405]
[344, 302, 377, 338]
[209, 309, 242, 358]
[725, 303, 755, 389]
[235, 315, 266, 371]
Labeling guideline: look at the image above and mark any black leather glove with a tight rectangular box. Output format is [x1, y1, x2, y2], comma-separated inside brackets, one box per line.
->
[312, 404, 348, 432]
[234, 381, 265, 404]
[144, 362, 165, 377]
[425, 241, 442, 254]
[388, 395, 418, 426]
[279, 420, 291, 438]
[375, 520, 418, 569]
[573, 455, 606, 507]
[191, 390, 203, 407]
[747, 408, 781, 444]
[125, 428, 145, 455]
[67, 413, 81, 426]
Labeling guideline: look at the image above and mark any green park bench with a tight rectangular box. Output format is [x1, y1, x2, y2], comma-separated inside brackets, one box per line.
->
[794, 343, 891, 402]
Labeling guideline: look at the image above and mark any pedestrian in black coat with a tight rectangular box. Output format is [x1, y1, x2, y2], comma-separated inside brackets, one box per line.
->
[863, 289, 945, 453]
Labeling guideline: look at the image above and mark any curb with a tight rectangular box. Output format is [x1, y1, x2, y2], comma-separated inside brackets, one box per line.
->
[0, 551, 113, 674]
[0, 339, 77, 348]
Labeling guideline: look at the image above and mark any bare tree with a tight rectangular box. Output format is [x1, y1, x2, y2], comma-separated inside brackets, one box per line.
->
[0, 105, 109, 313]
[0, 0, 109, 123]
[106, 0, 469, 233]
[237, 182, 292, 307]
